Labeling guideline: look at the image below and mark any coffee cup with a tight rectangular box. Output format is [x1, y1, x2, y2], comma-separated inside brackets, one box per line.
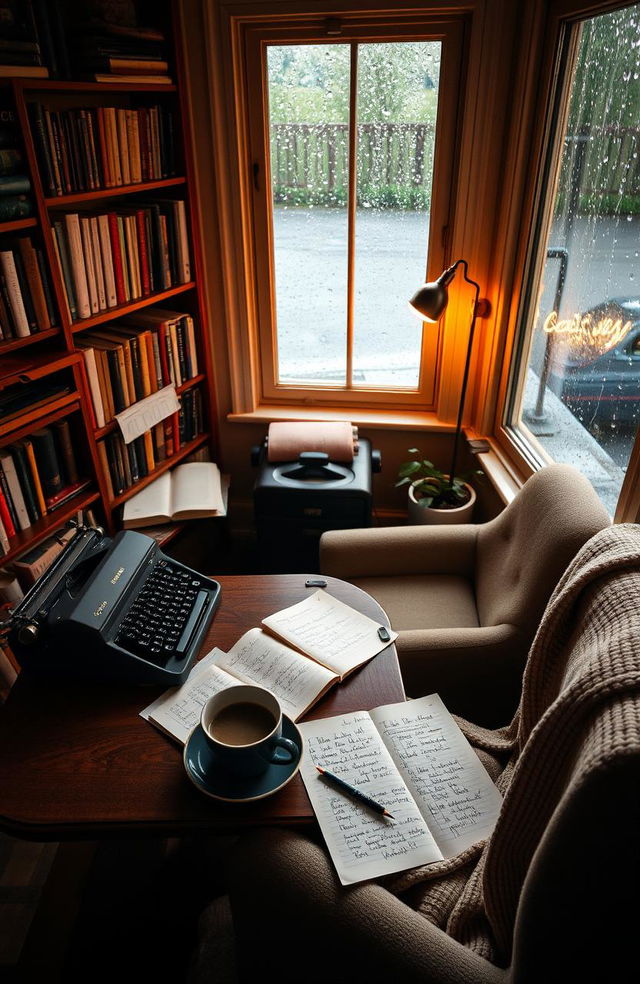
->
[200, 685, 299, 778]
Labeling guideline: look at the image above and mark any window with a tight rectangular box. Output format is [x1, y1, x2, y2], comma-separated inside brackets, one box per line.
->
[243, 19, 464, 407]
[503, 3, 640, 516]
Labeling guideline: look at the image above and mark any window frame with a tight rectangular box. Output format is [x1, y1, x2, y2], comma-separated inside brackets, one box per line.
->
[237, 14, 467, 410]
[488, 0, 640, 520]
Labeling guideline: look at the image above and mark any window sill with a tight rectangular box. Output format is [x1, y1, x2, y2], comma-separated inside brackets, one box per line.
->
[227, 406, 457, 432]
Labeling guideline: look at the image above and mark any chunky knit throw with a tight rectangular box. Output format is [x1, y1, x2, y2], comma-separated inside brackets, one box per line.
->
[385, 523, 640, 966]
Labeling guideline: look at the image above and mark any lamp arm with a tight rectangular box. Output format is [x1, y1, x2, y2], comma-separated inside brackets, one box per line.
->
[447, 260, 490, 488]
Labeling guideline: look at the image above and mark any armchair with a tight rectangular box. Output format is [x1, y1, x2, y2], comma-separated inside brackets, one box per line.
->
[320, 464, 610, 725]
[194, 524, 640, 984]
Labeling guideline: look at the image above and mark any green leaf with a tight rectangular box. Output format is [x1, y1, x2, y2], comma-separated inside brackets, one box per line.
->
[419, 496, 434, 508]
[398, 461, 422, 478]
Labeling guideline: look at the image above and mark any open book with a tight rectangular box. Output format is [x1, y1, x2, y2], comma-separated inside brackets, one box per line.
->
[141, 590, 398, 743]
[298, 694, 503, 885]
[123, 461, 225, 528]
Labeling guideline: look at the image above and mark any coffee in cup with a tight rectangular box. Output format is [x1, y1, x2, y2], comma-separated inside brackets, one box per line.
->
[200, 685, 299, 778]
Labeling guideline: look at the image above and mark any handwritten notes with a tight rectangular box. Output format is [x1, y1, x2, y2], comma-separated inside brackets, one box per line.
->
[140, 649, 236, 744]
[299, 695, 502, 885]
[262, 590, 398, 680]
[116, 385, 180, 444]
[219, 628, 337, 721]
[299, 712, 442, 885]
[371, 695, 503, 856]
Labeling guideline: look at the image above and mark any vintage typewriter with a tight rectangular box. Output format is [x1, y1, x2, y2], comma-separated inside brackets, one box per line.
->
[4, 523, 221, 685]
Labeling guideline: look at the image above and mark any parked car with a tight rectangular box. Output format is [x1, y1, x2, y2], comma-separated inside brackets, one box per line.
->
[547, 296, 640, 427]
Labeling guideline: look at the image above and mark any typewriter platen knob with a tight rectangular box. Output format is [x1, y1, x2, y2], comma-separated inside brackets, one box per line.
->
[18, 622, 39, 646]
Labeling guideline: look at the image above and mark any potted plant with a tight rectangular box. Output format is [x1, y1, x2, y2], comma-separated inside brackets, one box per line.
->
[396, 448, 478, 525]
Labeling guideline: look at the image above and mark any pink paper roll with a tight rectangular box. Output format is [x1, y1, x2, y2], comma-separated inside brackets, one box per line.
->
[267, 421, 356, 463]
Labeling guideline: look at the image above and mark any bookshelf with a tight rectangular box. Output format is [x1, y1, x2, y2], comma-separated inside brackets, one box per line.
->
[0, 3, 219, 577]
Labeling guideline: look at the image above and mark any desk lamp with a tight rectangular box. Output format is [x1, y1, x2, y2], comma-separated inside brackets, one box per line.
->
[409, 259, 491, 488]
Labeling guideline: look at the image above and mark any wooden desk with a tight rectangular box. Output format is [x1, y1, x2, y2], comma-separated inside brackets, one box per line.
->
[0, 575, 405, 840]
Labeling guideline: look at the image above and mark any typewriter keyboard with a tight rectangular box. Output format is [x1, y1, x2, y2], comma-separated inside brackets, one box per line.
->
[115, 560, 208, 660]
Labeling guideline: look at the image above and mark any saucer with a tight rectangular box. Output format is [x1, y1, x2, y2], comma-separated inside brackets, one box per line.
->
[183, 715, 303, 803]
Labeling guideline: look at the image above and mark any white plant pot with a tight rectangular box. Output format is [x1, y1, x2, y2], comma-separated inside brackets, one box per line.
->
[407, 480, 476, 525]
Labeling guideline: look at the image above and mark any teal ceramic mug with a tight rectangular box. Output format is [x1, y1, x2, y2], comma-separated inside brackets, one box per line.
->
[200, 684, 299, 778]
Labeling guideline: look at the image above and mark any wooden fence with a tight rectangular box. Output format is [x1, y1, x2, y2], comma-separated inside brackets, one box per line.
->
[270, 122, 640, 211]
[270, 122, 435, 205]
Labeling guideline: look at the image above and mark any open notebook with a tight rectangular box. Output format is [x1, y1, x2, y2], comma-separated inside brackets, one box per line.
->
[141, 590, 398, 743]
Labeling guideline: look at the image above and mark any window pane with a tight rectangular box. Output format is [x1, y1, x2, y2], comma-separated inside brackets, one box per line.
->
[267, 44, 350, 385]
[353, 42, 441, 388]
[512, 4, 640, 515]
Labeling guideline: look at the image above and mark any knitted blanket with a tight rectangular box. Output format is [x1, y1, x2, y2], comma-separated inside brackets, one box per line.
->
[384, 523, 640, 966]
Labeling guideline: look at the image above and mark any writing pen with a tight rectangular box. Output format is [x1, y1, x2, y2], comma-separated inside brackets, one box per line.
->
[316, 766, 394, 819]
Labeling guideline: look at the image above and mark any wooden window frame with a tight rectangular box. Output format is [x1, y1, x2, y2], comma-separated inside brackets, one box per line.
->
[483, 0, 640, 520]
[234, 12, 467, 410]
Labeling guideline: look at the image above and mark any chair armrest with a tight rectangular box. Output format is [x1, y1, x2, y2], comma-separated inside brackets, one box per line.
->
[397, 624, 528, 728]
[225, 829, 505, 984]
[320, 524, 478, 579]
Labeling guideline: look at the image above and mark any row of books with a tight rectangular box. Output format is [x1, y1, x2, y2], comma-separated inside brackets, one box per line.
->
[0, 106, 32, 220]
[0, 236, 56, 340]
[30, 103, 177, 197]
[51, 201, 191, 322]
[0, 1, 49, 78]
[98, 387, 204, 498]
[0, 419, 89, 554]
[0, 3, 171, 84]
[77, 308, 200, 428]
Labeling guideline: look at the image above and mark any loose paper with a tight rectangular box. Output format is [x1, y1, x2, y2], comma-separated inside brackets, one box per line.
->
[116, 385, 180, 444]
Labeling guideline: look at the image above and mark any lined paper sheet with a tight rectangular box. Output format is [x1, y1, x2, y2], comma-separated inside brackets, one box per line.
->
[262, 590, 398, 680]
[299, 712, 443, 885]
[372, 695, 503, 857]
[216, 628, 338, 721]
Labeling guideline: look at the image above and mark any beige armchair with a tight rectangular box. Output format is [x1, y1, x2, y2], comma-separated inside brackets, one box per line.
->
[320, 464, 610, 726]
[192, 524, 640, 984]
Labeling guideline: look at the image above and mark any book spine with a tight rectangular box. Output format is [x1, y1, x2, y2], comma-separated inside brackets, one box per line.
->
[175, 200, 191, 283]
[116, 109, 130, 185]
[169, 321, 182, 386]
[137, 330, 152, 397]
[22, 438, 47, 516]
[10, 445, 39, 523]
[30, 428, 63, 498]
[108, 108, 123, 186]
[96, 440, 114, 500]
[0, 478, 17, 537]
[176, 320, 189, 381]
[79, 216, 99, 315]
[18, 237, 51, 329]
[135, 209, 151, 296]
[124, 215, 140, 299]
[117, 215, 130, 301]
[52, 222, 76, 321]
[0, 174, 31, 195]
[89, 217, 106, 310]
[0, 250, 30, 337]
[11, 248, 38, 332]
[0, 453, 30, 532]
[96, 107, 112, 188]
[17, 237, 50, 329]
[43, 108, 63, 196]
[51, 112, 71, 194]
[0, 148, 23, 177]
[85, 110, 102, 188]
[52, 420, 78, 485]
[107, 212, 126, 305]
[30, 103, 56, 196]
[145, 332, 159, 392]
[63, 213, 91, 319]
[95, 214, 116, 309]
[185, 314, 198, 376]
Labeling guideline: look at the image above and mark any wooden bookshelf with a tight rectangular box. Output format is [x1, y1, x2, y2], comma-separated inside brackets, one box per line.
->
[0, 3, 219, 571]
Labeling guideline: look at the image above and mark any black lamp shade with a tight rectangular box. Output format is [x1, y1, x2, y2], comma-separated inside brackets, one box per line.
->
[408, 280, 449, 322]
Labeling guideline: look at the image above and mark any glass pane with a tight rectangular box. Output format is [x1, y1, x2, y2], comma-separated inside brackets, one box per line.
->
[267, 44, 350, 385]
[514, 4, 640, 515]
[353, 42, 441, 387]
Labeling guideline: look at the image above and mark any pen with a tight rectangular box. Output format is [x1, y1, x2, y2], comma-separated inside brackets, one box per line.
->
[316, 766, 395, 819]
